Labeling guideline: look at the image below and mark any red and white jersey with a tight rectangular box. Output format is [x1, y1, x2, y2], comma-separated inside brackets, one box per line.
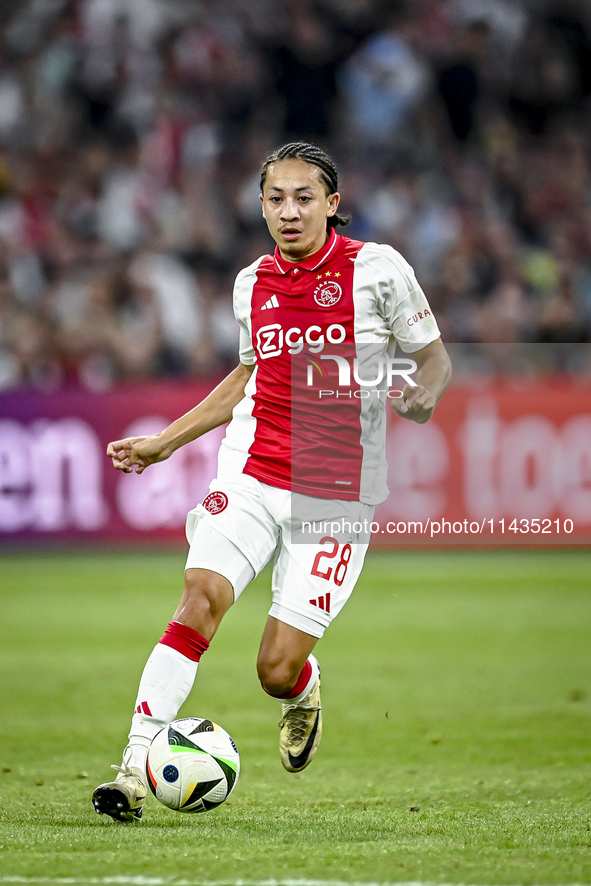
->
[218, 229, 440, 504]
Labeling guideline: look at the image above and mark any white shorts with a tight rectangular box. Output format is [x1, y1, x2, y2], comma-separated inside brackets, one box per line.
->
[185, 474, 374, 638]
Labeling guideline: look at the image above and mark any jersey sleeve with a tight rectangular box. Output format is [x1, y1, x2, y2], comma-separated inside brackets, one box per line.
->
[238, 327, 255, 365]
[371, 244, 441, 353]
[232, 259, 263, 366]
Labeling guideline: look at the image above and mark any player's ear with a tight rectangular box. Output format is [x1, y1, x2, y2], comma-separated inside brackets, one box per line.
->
[327, 192, 340, 218]
[260, 193, 266, 218]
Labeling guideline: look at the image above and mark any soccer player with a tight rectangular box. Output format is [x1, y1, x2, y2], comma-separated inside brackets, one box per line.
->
[92, 142, 452, 821]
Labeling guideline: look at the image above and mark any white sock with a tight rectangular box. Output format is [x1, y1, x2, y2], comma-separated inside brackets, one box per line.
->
[123, 643, 199, 772]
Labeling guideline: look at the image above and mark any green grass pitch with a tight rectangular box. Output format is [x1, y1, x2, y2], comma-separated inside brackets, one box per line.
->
[0, 548, 590, 884]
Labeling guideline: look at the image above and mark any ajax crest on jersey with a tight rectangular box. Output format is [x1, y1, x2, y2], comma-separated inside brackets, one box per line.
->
[314, 280, 342, 308]
[146, 717, 240, 813]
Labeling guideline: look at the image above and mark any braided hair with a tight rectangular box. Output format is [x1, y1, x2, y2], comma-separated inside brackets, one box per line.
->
[260, 142, 351, 230]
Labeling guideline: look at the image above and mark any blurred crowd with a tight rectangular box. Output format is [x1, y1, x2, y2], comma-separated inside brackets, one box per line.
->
[1, 0, 591, 390]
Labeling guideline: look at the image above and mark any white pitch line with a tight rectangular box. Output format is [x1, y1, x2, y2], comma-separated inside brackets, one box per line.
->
[0, 879, 588, 886]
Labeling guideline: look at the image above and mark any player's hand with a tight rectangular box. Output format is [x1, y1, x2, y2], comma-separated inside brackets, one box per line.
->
[390, 383, 436, 423]
[106, 435, 173, 474]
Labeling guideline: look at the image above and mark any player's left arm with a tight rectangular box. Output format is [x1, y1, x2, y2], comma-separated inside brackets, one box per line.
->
[390, 338, 452, 423]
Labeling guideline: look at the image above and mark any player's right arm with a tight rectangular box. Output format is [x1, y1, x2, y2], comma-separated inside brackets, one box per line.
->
[107, 361, 255, 474]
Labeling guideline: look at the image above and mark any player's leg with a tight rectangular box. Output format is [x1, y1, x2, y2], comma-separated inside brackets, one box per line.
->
[262, 489, 374, 773]
[92, 519, 254, 822]
[124, 566, 236, 770]
[257, 616, 322, 773]
[257, 616, 318, 698]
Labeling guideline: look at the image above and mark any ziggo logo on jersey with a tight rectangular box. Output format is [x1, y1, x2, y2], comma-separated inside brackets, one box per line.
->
[256, 322, 345, 358]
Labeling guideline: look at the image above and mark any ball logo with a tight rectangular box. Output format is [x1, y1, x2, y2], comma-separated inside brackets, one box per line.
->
[314, 281, 342, 308]
[163, 765, 179, 783]
[202, 491, 228, 514]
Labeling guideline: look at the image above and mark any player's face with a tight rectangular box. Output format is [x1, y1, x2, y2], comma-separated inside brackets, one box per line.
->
[260, 159, 340, 262]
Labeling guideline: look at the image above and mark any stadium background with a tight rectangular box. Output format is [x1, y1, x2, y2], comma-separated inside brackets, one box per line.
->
[0, 0, 590, 545]
[0, 5, 590, 882]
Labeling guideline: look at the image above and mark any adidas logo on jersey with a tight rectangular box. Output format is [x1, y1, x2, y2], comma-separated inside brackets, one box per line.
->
[309, 593, 331, 613]
[261, 295, 280, 310]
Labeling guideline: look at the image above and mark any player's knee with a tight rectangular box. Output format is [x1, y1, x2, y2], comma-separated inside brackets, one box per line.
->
[257, 657, 299, 698]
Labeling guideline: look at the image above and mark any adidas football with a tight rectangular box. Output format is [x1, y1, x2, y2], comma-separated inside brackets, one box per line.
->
[146, 717, 240, 813]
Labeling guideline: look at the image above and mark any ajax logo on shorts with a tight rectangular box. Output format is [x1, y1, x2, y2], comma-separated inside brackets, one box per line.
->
[202, 491, 228, 514]
[314, 280, 342, 308]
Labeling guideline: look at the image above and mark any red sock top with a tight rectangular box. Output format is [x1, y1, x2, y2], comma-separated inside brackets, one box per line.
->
[265, 658, 312, 699]
[159, 621, 210, 662]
